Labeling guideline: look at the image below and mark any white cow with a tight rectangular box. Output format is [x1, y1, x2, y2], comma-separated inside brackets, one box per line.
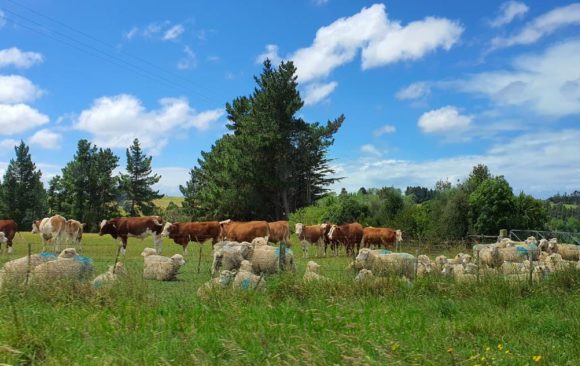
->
[64, 219, 86, 253]
[32, 215, 67, 253]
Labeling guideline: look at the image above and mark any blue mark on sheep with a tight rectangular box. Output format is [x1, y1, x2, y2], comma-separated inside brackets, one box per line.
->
[378, 249, 392, 256]
[39, 252, 56, 259]
[241, 278, 252, 289]
[73, 255, 93, 266]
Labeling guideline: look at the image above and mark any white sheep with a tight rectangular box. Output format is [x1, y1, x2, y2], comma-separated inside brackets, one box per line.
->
[354, 248, 415, 278]
[303, 261, 327, 282]
[416, 255, 434, 277]
[0, 252, 57, 287]
[442, 262, 478, 282]
[197, 269, 236, 298]
[233, 260, 265, 290]
[354, 268, 374, 282]
[141, 248, 186, 281]
[547, 241, 580, 261]
[500, 261, 527, 275]
[92, 262, 127, 289]
[30, 248, 94, 283]
[251, 237, 268, 247]
[250, 245, 296, 274]
[211, 241, 254, 276]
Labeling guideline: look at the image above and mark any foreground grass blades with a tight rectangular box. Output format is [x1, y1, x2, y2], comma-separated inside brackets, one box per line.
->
[0, 233, 579, 365]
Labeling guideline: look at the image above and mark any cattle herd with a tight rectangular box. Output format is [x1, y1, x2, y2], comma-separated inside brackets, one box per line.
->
[1, 214, 578, 293]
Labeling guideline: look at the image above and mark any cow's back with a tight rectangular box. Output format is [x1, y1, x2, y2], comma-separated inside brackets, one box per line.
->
[0, 220, 17, 241]
[268, 221, 289, 242]
[224, 221, 269, 242]
[119, 217, 163, 236]
[301, 225, 323, 242]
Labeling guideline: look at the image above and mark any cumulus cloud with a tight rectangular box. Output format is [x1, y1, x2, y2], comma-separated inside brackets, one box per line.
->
[489, 1, 529, 28]
[0, 139, 19, 151]
[163, 24, 185, 41]
[0, 104, 49, 134]
[152, 166, 190, 196]
[360, 144, 383, 157]
[74, 94, 224, 154]
[491, 3, 580, 50]
[418, 106, 472, 134]
[333, 129, 580, 197]
[256, 44, 282, 65]
[396, 82, 431, 100]
[0, 47, 44, 68]
[28, 129, 62, 149]
[177, 46, 196, 70]
[289, 4, 462, 83]
[303, 81, 338, 106]
[373, 125, 396, 137]
[0, 75, 43, 104]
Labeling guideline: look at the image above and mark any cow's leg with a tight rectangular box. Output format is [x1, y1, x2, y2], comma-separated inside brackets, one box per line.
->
[120, 236, 128, 256]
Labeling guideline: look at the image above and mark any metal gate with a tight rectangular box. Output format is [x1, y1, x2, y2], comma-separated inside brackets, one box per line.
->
[509, 229, 580, 245]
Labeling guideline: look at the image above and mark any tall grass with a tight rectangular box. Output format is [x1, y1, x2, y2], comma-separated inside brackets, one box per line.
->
[0, 233, 578, 365]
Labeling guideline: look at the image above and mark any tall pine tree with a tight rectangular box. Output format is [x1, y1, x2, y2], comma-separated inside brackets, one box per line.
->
[0, 141, 47, 228]
[120, 138, 163, 216]
[187, 60, 343, 220]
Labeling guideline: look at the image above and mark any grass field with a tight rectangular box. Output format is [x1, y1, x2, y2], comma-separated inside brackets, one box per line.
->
[0, 233, 579, 365]
[153, 196, 185, 210]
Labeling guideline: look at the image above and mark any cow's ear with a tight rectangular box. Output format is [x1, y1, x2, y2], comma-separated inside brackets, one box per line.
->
[112, 224, 117, 229]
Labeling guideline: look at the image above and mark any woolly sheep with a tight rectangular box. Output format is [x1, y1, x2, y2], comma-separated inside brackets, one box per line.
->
[416, 255, 434, 277]
[354, 269, 374, 282]
[211, 241, 254, 276]
[442, 262, 478, 282]
[30, 248, 94, 283]
[250, 245, 296, 274]
[303, 261, 327, 282]
[92, 262, 127, 289]
[500, 261, 527, 275]
[354, 248, 415, 278]
[0, 252, 57, 287]
[197, 269, 236, 298]
[251, 237, 268, 247]
[434, 255, 448, 271]
[233, 260, 265, 290]
[141, 248, 186, 281]
[547, 242, 580, 261]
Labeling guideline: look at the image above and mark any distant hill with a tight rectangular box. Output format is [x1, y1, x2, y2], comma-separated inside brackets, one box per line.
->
[154, 196, 185, 209]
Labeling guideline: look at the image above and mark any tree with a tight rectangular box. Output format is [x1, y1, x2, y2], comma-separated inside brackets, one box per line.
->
[464, 164, 492, 194]
[179, 169, 201, 220]
[120, 138, 163, 216]
[513, 192, 548, 230]
[0, 141, 47, 228]
[47, 175, 65, 215]
[189, 60, 343, 220]
[469, 176, 515, 234]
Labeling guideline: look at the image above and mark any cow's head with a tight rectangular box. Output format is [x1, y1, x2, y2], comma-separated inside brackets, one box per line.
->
[99, 219, 117, 237]
[31, 220, 41, 234]
[161, 222, 174, 237]
[218, 219, 232, 240]
[295, 223, 304, 236]
[328, 224, 339, 240]
[396, 229, 403, 242]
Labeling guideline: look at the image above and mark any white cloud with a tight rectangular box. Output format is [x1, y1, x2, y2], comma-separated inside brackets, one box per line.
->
[396, 82, 431, 100]
[74, 94, 224, 155]
[360, 144, 383, 157]
[0, 75, 43, 104]
[459, 39, 580, 117]
[0, 104, 49, 134]
[177, 46, 196, 70]
[491, 3, 580, 50]
[373, 125, 396, 137]
[313, 0, 330, 6]
[489, 1, 529, 28]
[303, 81, 338, 106]
[163, 24, 185, 41]
[28, 129, 62, 149]
[289, 4, 462, 83]
[124, 27, 139, 40]
[0, 139, 19, 151]
[418, 106, 472, 134]
[0, 47, 44, 69]
[153, 167, 190, 196]
[0, 10, 6, 29]
[333, 129, 580, 197]
[256, 44, 282, 65]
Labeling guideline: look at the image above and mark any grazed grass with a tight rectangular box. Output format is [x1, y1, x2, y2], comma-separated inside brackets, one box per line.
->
[0, 233, 579, 365]
[153, 196, 185, 210]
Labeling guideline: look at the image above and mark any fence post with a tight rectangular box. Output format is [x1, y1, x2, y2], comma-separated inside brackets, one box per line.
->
[528, 249, 534, 286]
[197, 243, 203, 274]
[279, 240, 286, 271]
[414, 249, 419, 280]
[25, 242, 32, 285]
[476, 249, 480, 282]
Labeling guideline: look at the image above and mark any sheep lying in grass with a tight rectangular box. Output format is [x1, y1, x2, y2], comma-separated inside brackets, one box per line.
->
[441, 262, 478, 282]
[479, 244, 539, 268]
[211, 241, 254, 276]
[303, 261, 327, 282]
[416, 255, 434, 277]
[354, 269, 374, 282]
[141, 248, 185, 281]
[197, 270, 236, 298]
[547, 241, 580, 261]
[0, 252, 57, 287]
[30, 248, 94, 283]
[92, 262, 127, 289]
[233, 260, 265, 290]
[354, 248, 415, 278]
[500, 261, 527, 275]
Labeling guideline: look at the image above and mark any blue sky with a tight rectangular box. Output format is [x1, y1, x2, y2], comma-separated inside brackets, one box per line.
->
[1, 0, 579, 197]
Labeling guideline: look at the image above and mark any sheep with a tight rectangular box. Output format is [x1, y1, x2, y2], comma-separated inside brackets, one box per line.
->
[354, 248, 415, 278]
[434, 255, 448, 271]
[197, 270, 236, 298]
[500, 261, 527, 275]
[416, 255, 434, 278]
[92, 262, 127, 289]
[0, 252, 57, 287]
[442, 262, 478, 282]
[303, 261, 328, 282]
[538, 239, 549, 252]
[251, 237, 268, 247]
[479, 244, 539, 268]
[141, 248, 186, 281]
[547, 241, 580, 261]
[30, 248, 94, 283]
[211, 241, 254, 276]
[504, 266, 545, 283]
[233, 260, 265, 290]
[354, 269, 374, 282]
[250, 245, 296, 274]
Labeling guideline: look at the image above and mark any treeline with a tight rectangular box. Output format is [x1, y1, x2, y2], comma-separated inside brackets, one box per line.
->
[0, 139, 162, 232]
[289, 164, 552, 239]
[548, 191, 580, 205]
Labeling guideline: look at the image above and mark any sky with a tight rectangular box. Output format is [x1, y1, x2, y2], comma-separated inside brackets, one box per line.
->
[1, 0, 579, 197]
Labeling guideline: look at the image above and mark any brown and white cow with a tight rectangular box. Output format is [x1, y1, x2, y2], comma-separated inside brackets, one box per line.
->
[161, 221, 221, 252]
[0, 219, 17, 254]
[99, 216, 164, 255]
[218, 220, 270, 243]
[65, 219, 86, 253]
[268, 221, 290, 245]
[361, 227, 402, 250]
[32, 215, 67, 252]
[328, 223, 364, 257]
[295, 223, 327, 258]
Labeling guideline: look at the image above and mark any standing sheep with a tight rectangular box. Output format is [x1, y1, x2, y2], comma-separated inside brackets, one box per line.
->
[141, 248, 186, 281]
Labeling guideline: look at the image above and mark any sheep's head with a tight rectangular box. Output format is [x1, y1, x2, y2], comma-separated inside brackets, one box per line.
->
[112, 262, 127, 275]
[441, 263, 454, 276]
[239, 260, 253, 272]
[211, 250, 224, 276]
[306, 261, 320, 273]
[355, 268, 373, 282]
[538, 239, 549, 252]
[59, 248, 77, 259]
[218, 270, 235, 287]
[171, 254, 186, 266]
[525, 236, 537, 245]
[461, 254, 472, 264]
[435, 255, 448, 269]
[141, 248, 157, 257]
[547, 241, 558, 253]
[295, 223, 303, 236]
[356, 248, 371, 262]
[251, 237, 268, 247]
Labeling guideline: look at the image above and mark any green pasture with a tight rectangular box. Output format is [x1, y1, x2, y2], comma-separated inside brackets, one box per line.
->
[0, 233, 578, 365]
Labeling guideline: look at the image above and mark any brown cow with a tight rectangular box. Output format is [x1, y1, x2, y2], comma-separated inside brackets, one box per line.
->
[32, 215, 67, 252]
[361, 227, 402, 250]
[99, 216, 164, 255]
[0, 219, 17, 254]
[65, 219, 86, 253]
[295, 223, 328, 258]
[328, 223, 364, 257]
[161, 221, 221, 252]
[268, 221, 290, 245]
[218, 220, 270, 243]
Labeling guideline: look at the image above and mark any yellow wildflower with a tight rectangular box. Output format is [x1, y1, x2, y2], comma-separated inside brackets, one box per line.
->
[390, 342, 400, 352]
[533, 355, 542, 362]
[505, 350, 511, 354]
[469, 355, 477, 360]
[447, 347, 454, 353]
[497, 343, 503, 351]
